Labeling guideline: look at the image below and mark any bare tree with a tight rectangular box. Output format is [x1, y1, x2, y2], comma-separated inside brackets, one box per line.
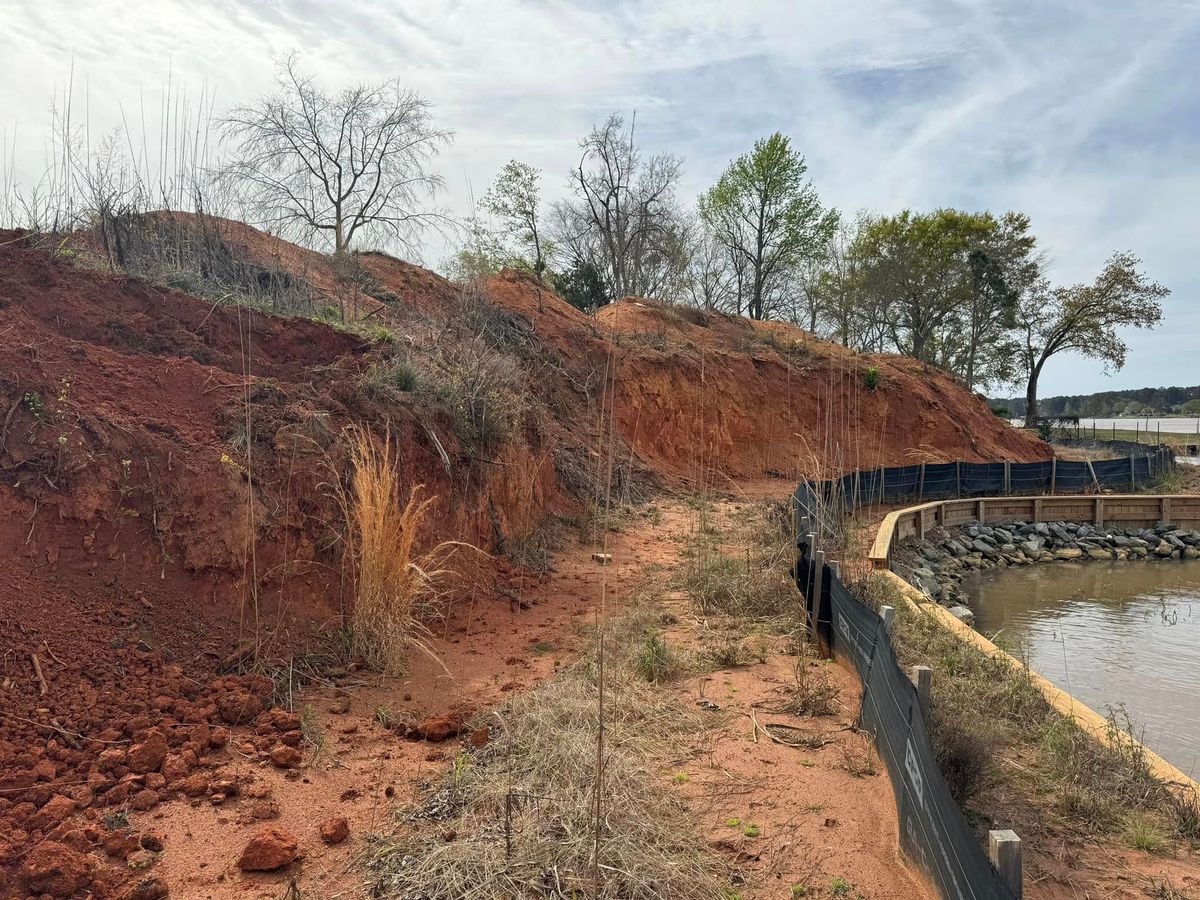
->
[221, 56, 451, 254]
[555, 113, 688, 300]
[685, 226, 736, 311]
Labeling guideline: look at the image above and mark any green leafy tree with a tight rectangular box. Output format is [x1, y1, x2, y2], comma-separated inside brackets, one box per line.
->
[699, 133, 836, 320]
[481, 160, 550, 278]
[1015, 252, 1167, 422]
[554, 261, 610, 313]
[852, 209, 997, 366]
[1180, 399, 1200, 416]
[956, 212, 1039, 389]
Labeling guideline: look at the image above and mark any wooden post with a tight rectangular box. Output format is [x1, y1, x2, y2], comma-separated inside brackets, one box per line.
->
[812, 549, 826, 620]
[805, 532, 817, 603]
[1161, 498, 1172, 527]
[829, 561, 840, 580]
[1050, 458, 1057, 495]
[1129, 454, 1136, 487]
[1032, 497, 1043, 522]
[955, 460, 961, 498]
[912, 665, 932, 715]
[918, 462, 926, 501]
[989, 830, 1022, 899]
[879, 466, 885, 505]
[977, 498, 985, 523]
[1003, 460, 1011, 494]
[1094, 497, 1104, 527]
[880, 605, 895, 635]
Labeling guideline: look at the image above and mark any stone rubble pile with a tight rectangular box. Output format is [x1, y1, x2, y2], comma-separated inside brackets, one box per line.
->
[897, 520, 1200, 617]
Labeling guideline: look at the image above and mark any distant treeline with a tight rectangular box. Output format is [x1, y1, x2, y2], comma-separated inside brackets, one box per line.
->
[995, 385, 1200, 418]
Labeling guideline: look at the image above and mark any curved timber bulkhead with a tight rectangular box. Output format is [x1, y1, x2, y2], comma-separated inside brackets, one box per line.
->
[870, 492, 1200, 793]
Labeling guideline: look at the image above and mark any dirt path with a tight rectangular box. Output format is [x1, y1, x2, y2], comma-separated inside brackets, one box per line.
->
[117, 492, 930, 900]
[122, 503, 680, 898]
[659, 497, 933, 900]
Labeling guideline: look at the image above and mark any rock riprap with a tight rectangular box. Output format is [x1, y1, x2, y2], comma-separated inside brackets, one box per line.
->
[894, 520, 1200, 610]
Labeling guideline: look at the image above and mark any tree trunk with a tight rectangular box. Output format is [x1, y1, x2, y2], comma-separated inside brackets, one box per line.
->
[1025, 374, 1040, 424]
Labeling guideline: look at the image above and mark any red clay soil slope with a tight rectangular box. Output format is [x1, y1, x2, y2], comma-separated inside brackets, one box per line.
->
[135, 214, 1048, 481]
[484, 275, 1048, 480]
[0, 222, 1047, 896]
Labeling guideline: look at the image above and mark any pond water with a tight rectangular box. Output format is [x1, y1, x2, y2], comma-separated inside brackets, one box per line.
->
[964, 561, 1200, 777]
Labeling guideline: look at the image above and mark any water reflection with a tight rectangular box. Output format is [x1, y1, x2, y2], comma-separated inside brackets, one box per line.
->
[965, 561, 1200, 777]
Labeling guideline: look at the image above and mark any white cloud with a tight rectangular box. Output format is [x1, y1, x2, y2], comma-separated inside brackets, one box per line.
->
[3, 0, 1197, 394]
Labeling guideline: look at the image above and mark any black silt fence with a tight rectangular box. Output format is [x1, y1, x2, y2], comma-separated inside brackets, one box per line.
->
[794, 541, 1020, 899]
[792, 447, 1174, 535]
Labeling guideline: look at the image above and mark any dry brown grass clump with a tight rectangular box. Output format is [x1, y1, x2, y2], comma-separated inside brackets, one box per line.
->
[674, 500, 798, 620]
[342, 428, 460, 673]
[876, 573, 1189, 841]
[770, 649, 841, 718]
[367, 607, 725, 899]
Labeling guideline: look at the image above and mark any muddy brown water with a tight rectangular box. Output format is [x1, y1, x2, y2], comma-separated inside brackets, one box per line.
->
[964, 561, 1200, 777]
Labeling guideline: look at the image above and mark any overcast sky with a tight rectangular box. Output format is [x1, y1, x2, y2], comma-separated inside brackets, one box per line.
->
[3, 0, 1197, 398]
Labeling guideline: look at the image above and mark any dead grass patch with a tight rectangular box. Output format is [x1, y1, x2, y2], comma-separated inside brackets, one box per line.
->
[338, 428, 465, 673]
[367, 604, 726, 899]
[674, 500, 798, 620]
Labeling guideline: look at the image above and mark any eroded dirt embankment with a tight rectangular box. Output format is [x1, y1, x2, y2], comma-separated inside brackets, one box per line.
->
[0, 221, 1046, 897]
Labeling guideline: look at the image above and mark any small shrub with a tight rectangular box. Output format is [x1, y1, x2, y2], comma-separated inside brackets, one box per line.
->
[742, 824, 760, 838]
[1125, 816, 1166, 853]
[636, 633, 679, 684]
[374, 705, 398, 729]
[699, 637, 746, 670]
[22, 391, 48, 424]
[505, 526, 555, 573]
[862, 366, 880, 390]
[839, 738, 878, 778]
[931, 708, 999, 804]
[772, 645, 839, 717]
[364, 356, 419, 398]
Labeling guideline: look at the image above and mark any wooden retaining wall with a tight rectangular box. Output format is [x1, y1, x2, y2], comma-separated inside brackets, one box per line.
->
[871, 494, 1200, 568]
[868, 494, 1200, 793]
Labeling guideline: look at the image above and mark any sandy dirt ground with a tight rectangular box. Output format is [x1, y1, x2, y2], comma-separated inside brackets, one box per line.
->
[117, 489, 937, 900]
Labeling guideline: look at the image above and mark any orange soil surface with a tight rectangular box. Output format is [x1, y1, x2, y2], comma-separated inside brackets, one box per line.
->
[0, 219, 1050, 897]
